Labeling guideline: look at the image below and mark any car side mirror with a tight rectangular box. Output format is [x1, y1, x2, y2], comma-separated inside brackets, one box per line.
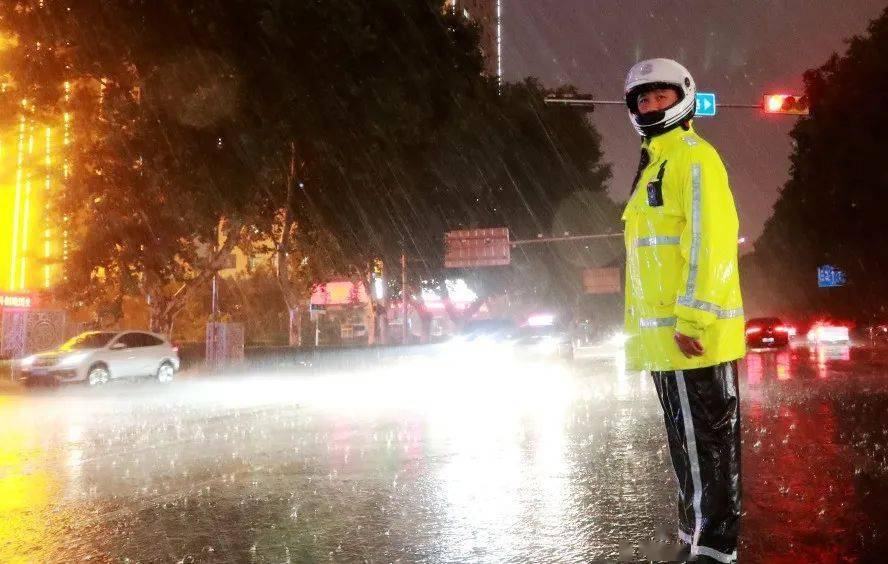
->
[110, 342, 126, 350]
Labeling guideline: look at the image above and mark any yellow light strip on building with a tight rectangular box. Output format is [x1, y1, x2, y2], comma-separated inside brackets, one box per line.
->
[44, 127, 52, 288]
[63, 111, 71, 268]
[9, 113, 26, 289]
[2, 82, 72, 291]
[63, 82, 71, 270]
[20, 127, 35, 289]
[20, 178, 31, 289]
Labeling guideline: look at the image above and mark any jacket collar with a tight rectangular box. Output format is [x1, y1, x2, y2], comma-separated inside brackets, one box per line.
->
[643, 121, 695, 162]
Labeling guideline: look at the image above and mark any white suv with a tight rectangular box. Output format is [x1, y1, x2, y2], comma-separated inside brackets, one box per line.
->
[20, 330, 180, 386]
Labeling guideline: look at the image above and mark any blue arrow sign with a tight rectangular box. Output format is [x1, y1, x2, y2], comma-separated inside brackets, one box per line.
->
[695, 92, 717, 117]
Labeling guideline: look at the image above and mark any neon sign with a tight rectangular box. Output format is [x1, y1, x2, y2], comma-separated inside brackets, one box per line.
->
[0, 293, 32, 308]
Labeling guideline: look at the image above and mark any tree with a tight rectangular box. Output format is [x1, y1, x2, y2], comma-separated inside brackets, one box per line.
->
[755, 7, 888, 321]
[1, 1, 617, 337]
[421, 79, 618, 320]
[2, 1, 474, 332]
[61, 75, 252, 333]
[1, 1, 265, 333]
[227, 1, 490, 306]
[216, 8, 616, 316]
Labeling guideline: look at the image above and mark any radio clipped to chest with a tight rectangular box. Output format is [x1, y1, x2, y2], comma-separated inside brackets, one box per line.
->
[646, 160, 667, 208]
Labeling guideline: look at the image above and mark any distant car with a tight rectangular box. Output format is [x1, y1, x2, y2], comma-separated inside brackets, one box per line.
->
[745, 318, 793, 349]
[866, 322, 888, 345]
[452, 318, 518, 344]
[512, 323, 574, 361]
[807, 322, 851, 345]
[20, 330, 180, 387]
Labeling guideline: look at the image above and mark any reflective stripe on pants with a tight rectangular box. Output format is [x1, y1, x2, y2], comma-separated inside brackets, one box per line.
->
[652, 361, 741, 562]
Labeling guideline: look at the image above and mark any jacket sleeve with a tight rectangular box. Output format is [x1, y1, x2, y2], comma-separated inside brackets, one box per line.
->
[673, 149, 740, 340]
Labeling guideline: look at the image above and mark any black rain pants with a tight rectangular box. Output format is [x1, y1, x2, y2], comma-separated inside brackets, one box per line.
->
[652, 361, 741, 563]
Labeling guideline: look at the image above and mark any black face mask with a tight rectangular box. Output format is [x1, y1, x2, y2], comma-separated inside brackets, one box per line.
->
[635, 110, 667, 127]
[634, 109, 678, 138]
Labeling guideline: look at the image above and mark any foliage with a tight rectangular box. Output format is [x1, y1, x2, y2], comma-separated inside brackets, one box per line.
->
[755, 7, 888, 320]
[0, 1, 618, 334]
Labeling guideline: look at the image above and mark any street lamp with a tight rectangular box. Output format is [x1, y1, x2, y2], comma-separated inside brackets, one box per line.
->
[374, 276, 385, 300]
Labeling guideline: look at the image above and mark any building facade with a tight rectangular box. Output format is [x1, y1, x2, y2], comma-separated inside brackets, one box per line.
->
[0, 96, 70, 295]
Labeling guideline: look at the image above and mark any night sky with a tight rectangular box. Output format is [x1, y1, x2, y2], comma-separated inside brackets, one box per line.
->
[503, 0, 885, 244]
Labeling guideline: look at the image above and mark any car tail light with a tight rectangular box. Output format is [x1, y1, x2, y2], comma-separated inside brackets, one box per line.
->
[745, 327, 762, 335]
[808, 324, 850, 343]
[774, 325, 790, 333]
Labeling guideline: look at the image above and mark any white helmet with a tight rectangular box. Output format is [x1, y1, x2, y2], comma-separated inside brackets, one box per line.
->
[624, 58, 696, 137]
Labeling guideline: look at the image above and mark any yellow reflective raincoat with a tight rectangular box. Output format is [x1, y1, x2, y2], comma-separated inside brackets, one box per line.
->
[622, 124, 745, 371]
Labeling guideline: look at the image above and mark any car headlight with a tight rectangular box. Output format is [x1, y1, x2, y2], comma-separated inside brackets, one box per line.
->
[58, 352, 89, 366]
[21, 355, 37, 367]
[608, 332, 628, 347]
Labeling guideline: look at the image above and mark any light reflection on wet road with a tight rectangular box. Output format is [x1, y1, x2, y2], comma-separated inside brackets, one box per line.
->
[0, 344, 886, 562]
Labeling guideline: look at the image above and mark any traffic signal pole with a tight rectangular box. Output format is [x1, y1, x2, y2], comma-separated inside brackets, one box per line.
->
[543, 98, 621, 110]
[712, 103, 764, 109]
[444, 228, 623, 269]
[544, 97, 799, 113]
[544, 98, 764, 109]
[511, 232, 623, 246]
[401, 251, 408, 345]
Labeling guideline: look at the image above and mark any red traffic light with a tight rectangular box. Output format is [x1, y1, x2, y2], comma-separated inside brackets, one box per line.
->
[762, 94, 810, 115]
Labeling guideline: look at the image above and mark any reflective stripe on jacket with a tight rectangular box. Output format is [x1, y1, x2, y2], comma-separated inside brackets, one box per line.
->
[622, 124, 745, 371]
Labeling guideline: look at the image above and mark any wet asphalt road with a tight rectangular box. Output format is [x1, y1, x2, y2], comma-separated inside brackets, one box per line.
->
[1, 343, 886, 562]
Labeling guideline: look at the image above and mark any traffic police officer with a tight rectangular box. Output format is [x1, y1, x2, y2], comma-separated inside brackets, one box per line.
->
[622, 58, 745, 563]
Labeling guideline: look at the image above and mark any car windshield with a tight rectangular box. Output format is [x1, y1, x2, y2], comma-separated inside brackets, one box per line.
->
[60, 332, 116, 350]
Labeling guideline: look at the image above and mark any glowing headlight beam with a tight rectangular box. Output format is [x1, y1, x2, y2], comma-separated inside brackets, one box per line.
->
[58, 352, 89, 367]
[608, 332, 629, 347]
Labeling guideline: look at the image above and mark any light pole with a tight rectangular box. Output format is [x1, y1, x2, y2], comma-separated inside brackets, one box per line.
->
[401, 251, 408, 345]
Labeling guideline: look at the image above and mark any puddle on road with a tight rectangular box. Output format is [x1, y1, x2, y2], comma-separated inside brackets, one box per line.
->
[0, 349, 885, 561]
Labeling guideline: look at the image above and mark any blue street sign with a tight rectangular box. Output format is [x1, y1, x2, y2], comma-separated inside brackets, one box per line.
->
[695, 92, 717, 117]
[817, 265, 846, 288]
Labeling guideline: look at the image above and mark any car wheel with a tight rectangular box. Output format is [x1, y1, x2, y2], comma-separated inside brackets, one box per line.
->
[156, 362, 175, 383]
[87, 365, 110, 386]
